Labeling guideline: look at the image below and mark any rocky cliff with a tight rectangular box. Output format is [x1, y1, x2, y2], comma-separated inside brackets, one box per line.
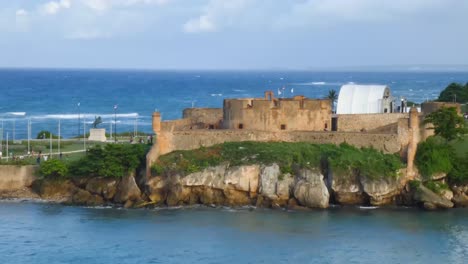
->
[4, 163, 466, 210]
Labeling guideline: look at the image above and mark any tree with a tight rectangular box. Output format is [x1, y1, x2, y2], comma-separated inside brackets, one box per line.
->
[39, 159, 68, 178]
[36, 130, 60, 139]
[438, 82, 468, 103]
[424, 107, 467, 141]
[327, 89, 338, 113]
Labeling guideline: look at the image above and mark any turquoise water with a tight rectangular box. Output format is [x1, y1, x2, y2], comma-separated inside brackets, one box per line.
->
[0, 202, 467, 263]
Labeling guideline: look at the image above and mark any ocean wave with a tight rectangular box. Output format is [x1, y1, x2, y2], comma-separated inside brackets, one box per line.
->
[211, 93, 223, 97]
[233, 89, 246, 92]
[0, 112, 27, 117]
[30, 113, 140, 120]
[293, 81, 342, 86]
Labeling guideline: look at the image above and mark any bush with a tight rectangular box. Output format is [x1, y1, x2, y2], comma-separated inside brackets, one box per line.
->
[68, 144, 149, 178]
[448, 153, 468, 184]
[39, 159, 68, 178]
[415, 137, 454, 179]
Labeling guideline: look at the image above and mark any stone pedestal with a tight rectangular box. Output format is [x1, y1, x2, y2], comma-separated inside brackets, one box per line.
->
[88, 128, 107, 142]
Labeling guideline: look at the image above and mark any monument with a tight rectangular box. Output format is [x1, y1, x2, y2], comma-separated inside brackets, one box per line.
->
[88, 116, 107, 142]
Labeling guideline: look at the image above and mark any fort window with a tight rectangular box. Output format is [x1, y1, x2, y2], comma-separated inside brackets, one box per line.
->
[280, 124, 286, 130]
[238, 123, 244, 129]
[208, 124, 215, 129]
[324, 123, 328, 131]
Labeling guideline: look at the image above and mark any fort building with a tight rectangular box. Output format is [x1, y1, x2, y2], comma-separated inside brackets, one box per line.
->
[146, 86, 460, 179]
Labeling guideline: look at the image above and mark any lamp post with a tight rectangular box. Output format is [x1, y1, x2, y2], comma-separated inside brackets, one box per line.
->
[77, 102, 81, 138]
[114, 105, 118, 143]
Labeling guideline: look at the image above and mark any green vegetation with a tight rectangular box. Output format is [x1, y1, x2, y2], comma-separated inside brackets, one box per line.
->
[152, 142, 403, 180]
[416, 136, 468, 184]
[68, 144, 149, 178]
[39, 159, 68, 178]
[415, 137, 454, 179]
[424, 180, 449, 194]
[438, 82, 468, 103]
[36, 130, 61, 139]
[327, 89, 338, 112]
[424, 107, 466, 141]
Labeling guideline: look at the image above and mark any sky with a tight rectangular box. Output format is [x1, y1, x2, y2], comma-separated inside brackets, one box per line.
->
[1, 0, 468, 70]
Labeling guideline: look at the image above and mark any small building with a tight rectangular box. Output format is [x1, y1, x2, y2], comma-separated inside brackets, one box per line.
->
[336, 84, 394, 114]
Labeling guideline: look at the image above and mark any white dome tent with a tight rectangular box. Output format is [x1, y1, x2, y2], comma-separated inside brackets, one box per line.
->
[336, 84, 394, 114]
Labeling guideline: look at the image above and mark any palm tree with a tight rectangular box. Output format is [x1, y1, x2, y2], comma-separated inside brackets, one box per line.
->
[327, 89, 338, 113]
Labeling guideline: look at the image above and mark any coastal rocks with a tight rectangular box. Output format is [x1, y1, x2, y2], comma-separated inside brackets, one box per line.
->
[145, 176, 166, 204]
[413, 185, 454, 210]
[114, 175, 142, 204]
[224, 165, 259, 195]
[293, 170, 329, 209]
[452, 193, 468, 207]
[71, 189, 104, 206]
[451, 185, 468, 207]
[360, 177, 400, 206]
[259, 164, 281, 199]
[31, 179, 77, 201]
[85, 177, 119, 200]
[331, 169, 366, 205]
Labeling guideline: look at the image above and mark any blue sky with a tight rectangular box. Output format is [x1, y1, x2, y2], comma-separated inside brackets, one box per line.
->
[1, 0, 468, 70]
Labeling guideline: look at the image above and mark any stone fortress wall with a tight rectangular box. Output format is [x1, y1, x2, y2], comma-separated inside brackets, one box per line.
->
[222, 94, 331, 131]
[146, 93, 460, 178]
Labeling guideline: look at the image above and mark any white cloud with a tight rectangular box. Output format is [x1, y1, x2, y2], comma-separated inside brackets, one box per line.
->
[82, 0, 171, 12]
[183, 15, 216, 33]
[40, 0, 72, 15]
[16, 9, 28, 17]
[66, 29, 111, 39]
[182, 0, 253, 33]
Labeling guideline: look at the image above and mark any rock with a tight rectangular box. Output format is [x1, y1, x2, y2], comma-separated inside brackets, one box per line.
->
[276, 173, 294, 201]
[180, 165, 226, 189]
[452, 193, 468, 207]
[114, 175, 142, 204]
[71, 189, 104, 206]
[431, 172, 447, 181]
[71, 177, 90, 189]
[166, 184, 191, 206]
[31, 179, 77, 202]
[440, 189, 453, 201]
[423, 202, 438, 210]
[361, 177, 400, 206]
[413, 185, 453, 209]
[293, 170, 329, 209]
[224, 165, 260, 195]
[85, 177, 119, 200]
[198, 187, 225, 205]
[259, 164, 281, 199]
[287, 198, 309, 211]
[331, 168, 366, 205]
[223, 189, 251, 206]
[145, 176, 166, 204]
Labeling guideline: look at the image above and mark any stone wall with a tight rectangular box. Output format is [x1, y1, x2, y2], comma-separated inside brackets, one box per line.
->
[421, 102, 461, 114]
[223, 98, 331, 131]
[0, 165, 38, 190]
[182, 108, 223, 128]
[336, 113, 409, 132]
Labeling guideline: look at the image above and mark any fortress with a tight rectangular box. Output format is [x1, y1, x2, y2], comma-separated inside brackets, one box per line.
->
[146, 86, 460, 178]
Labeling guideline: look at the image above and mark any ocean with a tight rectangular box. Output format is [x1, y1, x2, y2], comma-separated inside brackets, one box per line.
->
[0, 201, 467, 264]
[0, 69, 468, 139]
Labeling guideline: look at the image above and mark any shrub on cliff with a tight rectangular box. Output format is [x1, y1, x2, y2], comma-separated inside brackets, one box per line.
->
[68, 144, 148, 178]
[448, 153, 468, 184]
[415, 137, 454, 179]
[39, 159, 68, 178]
